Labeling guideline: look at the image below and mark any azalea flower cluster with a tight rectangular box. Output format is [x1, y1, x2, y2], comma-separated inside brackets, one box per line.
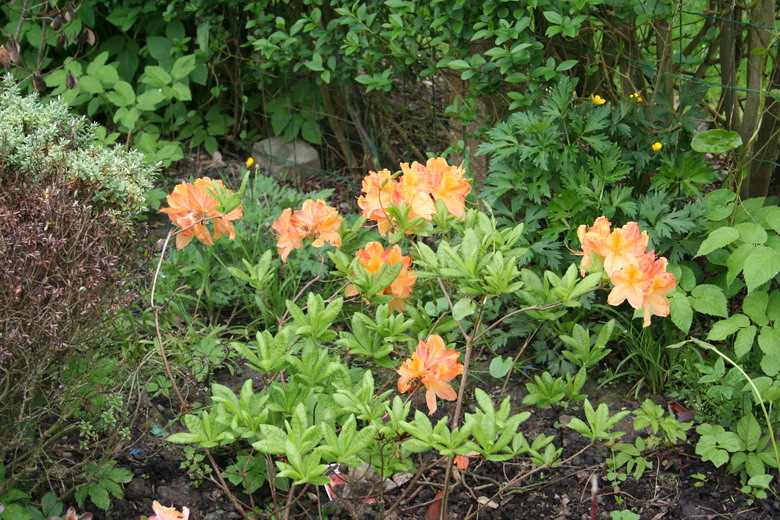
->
[345, 241, 417, 312]
[271, 199, 342, 262]
[576, 217, 676, 327]
[397, 335, 464, 414]
[160, 177, 243, 249]
[357, 158, 471, 235]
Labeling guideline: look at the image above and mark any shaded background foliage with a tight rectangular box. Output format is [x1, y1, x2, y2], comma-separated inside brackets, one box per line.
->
[0, 0, 777, 193]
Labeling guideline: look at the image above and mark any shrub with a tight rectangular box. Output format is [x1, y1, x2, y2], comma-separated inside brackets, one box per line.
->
[0, 75, 156, 217]
[0, 78, 156, 499]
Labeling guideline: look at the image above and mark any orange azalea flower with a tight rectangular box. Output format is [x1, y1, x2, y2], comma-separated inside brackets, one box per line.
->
[397, 335, 464, 414]
[607, 263, 650, 310]
[271, 199, 342, 262]
[272, 208, 305, 262]
[601, 223, 648, 275]
[345, 241, 417, 311]
[358, 159, 471, 235]
[149, 501, 190, 520]
[160, 177, 243, 249]
[423, 158, 471, 217]
[294, 199, 343, 248]
[575, 216, 612, 274]
[357, 169, 403, 235]
[641, 271, 676, 327]
[194, 177, 244, 241]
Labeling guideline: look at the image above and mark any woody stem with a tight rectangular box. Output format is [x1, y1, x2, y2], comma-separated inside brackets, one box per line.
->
[436, 279, 487, 520]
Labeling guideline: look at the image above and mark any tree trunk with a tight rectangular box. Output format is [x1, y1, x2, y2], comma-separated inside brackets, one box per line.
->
[738, 0, 776, 198]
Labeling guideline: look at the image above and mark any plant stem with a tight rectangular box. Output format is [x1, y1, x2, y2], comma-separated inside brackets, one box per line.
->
[150, 230, 189, 412]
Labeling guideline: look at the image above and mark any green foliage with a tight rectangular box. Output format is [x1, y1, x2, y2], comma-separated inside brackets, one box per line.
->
[567, 400, 630, 441]
[477, 78, 713, 268]
[73, 462, 132, 511]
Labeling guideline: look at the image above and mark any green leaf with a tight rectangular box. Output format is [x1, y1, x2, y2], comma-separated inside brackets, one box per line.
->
[79, 75, 104, 94]
[106, 81, 135, 107]
[171, 82, 192, 101]
[743, 246, 780, 292]
[735, 223, 768, 245]
[447, 59, 470, 70]
[669, 292, 692, 333]
[743, 291, 769, 326]
[142, 66, 172, 87]
[171, 55, 197, 80]
[736, 414, 762, 451]
[691, 129, 743, 154]
[727, 243, 754, 286]
[764, 207, 780, 233]
[703, 189, 736, 221]
[452, 298, 476, 321]
[136, 89, 166, 110]
[734, 326, 757, 359]
[707, 314, 749, 341]
[690, 285, 728, 318]
[695, 227, 739, 257]
[489, 356, 513, 379]
[88, 485, 110, 510]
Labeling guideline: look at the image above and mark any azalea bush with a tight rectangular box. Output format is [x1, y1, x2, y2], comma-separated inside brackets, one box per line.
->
[154, 156, 681, 518]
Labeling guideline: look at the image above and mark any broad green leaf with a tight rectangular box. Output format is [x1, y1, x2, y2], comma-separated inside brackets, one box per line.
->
[727, 243, 754, 286]
[765, 207, 780, 233]
[489, 356, 513, 378]
[106, 81, 135, 107]
[735, 223, 768, 245]
[743, 246, 780, 292]
[743, 291, 769, 326]
[690, 285, 728, 318]
[707, 314, 749, 341]
[703, 189, 736, 221]
[734, 326, 757, 359]
[691, 129, 743, 154]
[136, 89, 166, 110]
[695, 226, 739, 257]
[736, 414, 761, 451]
[171, 55, 197, 80]
[142, 66, 172, 86]
[669, 292, 692, 333]
[452, 298, 476, 321]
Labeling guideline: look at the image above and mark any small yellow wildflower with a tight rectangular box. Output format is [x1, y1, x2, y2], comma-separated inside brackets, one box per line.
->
[246, 157, 255, 168]
[591, 94, 606, 105]
[651, 142, 663, 152]
[629, 92, 643, 102]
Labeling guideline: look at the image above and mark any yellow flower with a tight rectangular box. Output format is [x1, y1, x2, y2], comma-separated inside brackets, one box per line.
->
[591, 94, 606, 105]
[245, 157, 255, 167]
[629, 92, 643, 102]
[651, 142, 663, 152]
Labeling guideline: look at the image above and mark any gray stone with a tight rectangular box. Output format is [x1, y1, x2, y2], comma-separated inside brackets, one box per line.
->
[251, 137, 320, 177]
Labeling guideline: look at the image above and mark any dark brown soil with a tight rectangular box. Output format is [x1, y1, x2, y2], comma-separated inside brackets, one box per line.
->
[105, 378, 780, 520]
